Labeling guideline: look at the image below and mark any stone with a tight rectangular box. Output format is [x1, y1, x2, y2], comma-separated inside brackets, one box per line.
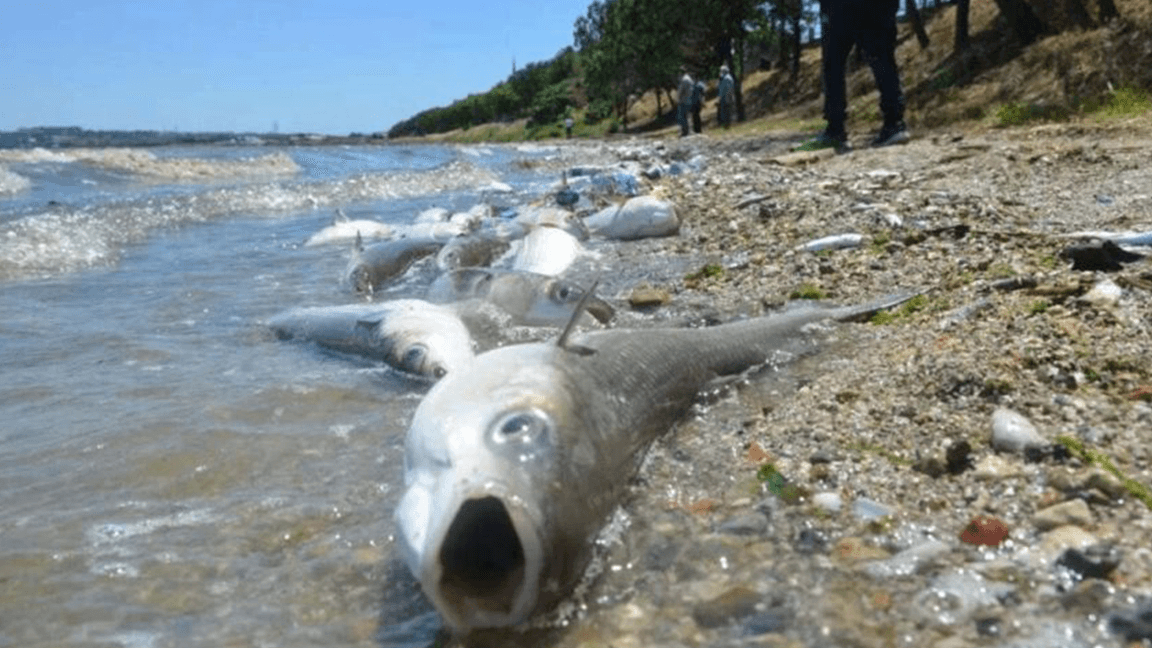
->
[692, 586, 762, 628]
[1033, 499, 1093, 531]
[991, 407, 1046, 454]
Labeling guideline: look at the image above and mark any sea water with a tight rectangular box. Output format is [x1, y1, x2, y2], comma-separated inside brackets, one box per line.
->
[0, 141, 623, 647]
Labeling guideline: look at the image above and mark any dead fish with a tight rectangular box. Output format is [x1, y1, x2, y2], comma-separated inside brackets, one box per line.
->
[303, 208, 393, 246]
[510, 225, 582, 277]
[395, 291, 918, 632]
[426, 268, 614, 326]
[345, 233, 444, 293]
[267, 300, 473, 379]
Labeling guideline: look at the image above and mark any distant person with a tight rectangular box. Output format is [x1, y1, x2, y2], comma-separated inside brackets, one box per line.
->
[800, 0, 909, 151]
[677, 67, 694, 137]
[564, 116, 574, 139]
[717, 65, 735, 129]
[691, 79, 706, 134]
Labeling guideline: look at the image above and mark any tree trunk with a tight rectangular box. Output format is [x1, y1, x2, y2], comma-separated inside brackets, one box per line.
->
[905, 0, 931, 49]
[733, 37, 746, 122]
[790, 13, 801, 77]
[955, 0, 971, 51]
[992, 0, 1046, 44]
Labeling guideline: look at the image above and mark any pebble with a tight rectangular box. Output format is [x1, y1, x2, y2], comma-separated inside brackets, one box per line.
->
[1033, 499, 1094, 531]
[865, 539, 951, 578]
[811, 491, 843, 513]
[1077, 277, 1123, 308]
[991, 407, 1046, 454]
[1056, 543, 1122, 580]
[959, 516, 1011, 547]
[852, 497, 893, 521]
[691, 586, 762, 629]
[716, 512, 769, 536]
[971, 454, 1025, 481]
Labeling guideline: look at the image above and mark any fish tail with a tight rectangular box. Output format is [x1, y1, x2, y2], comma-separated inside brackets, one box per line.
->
[829, 290, 924, 322]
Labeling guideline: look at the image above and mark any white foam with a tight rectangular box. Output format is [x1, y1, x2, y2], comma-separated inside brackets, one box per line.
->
[0, 165, 31, 194]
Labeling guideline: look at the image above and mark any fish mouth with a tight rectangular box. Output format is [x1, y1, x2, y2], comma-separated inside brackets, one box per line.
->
[431, 494, 541, 631]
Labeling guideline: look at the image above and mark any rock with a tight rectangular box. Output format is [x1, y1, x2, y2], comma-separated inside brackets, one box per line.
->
[691, 586, 762, 628]
[1056, 543, 1122, 581]
[1109, 603, 1152, 643]
[971, 454, 1025, 481]
[991, 407, 1046, 454]
[1033, 499, 1094, 531]
[865, 540, 951, 578]
[852, 497, 893, 521]
[717, 512, 769, 536]
[811, 491, 843, 513]
[628, 285, 671, 308]
[959, 515, 1010, 547]
[1077, 277, 1123, 309]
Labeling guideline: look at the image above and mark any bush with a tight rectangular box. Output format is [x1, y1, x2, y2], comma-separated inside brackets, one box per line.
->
[528, 81, 573, 126]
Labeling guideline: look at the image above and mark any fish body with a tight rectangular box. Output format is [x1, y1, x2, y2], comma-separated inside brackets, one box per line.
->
[426, 268, 614, 327]
[436, 230, 515, 272]
[304, 209, 393, 247]
[585, 195, 679, 240]
[267, 300, 473, 379]
[396, 293, 915, 632]
[797, 233, 865, 252]
[346, 236, 444, 293]
[510, 225, 582, 277]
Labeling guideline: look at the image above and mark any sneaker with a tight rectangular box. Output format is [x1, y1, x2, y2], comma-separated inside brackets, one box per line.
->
[871, 121, 910, 147]
[794, 130, 850, 153]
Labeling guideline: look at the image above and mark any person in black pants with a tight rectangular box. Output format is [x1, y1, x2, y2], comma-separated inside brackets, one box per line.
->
[801, 0, 909, 151]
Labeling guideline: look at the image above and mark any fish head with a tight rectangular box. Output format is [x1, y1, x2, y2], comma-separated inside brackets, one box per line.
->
[396, 344, 584, 632]
[346, 263, 373, 294]
[371, 301, 475, 380]
[535, 276, 615, 325]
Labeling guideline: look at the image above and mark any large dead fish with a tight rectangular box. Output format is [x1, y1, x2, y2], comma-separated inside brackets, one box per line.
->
[395, 291, 917, 633]
[426, 267, 614, 327]
[267, 300, 473, 379]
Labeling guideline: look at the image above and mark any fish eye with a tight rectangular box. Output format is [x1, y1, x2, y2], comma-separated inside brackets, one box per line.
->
[401, 344, 428, 373]
[431, 364, 448, 379]
[489, 410, 551, 451]
[551, 282, 576, 302]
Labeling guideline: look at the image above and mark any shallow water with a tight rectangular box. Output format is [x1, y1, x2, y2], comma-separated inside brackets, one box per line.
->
[0, 142, 639, 647]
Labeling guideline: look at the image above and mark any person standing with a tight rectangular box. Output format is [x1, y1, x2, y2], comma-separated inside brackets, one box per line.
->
[677, 67, 694, 137]
[691, 78, 706, 134]
[717, 65, 735, 129]
[800, 0, 909, 151]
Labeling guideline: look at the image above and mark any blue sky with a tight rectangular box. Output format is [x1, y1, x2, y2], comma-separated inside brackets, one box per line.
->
[1, 0, 593, 135]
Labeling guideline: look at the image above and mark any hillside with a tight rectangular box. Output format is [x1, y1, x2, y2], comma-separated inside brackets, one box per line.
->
[418, 0, 1152, 143]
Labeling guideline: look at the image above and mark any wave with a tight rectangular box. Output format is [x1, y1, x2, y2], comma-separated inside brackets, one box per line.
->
[0, 147, 299, 181]
[0, 166, 31, 195]
[0, 160, 502, 281]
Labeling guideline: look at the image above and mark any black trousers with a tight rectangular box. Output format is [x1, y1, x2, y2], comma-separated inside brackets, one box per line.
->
[820, 0, 904, 134]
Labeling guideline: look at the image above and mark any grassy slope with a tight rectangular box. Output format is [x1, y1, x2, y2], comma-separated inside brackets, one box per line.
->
[409, 0, 1152, 143]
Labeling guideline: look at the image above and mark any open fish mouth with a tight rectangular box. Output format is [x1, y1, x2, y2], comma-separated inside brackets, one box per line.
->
[428, 492, 542, 630]
[439, 496, 526, 615]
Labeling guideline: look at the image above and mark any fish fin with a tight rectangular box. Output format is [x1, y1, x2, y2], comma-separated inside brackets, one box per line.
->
[556, 276, 602, 353]
[355, 317, 383, 331]
[333, 207, 347, 224]
[353, 231, 365, 254]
